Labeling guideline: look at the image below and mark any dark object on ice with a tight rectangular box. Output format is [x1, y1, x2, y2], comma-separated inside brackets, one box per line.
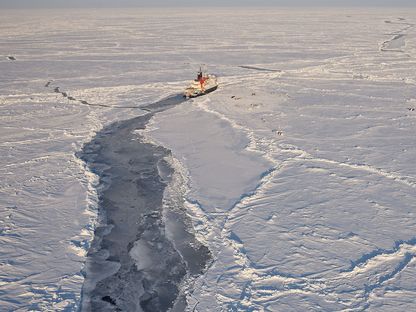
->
[272, 129, 283, 136]
[7, 56, 16, 61]
[408, 107, 415, 111]
[102, 296, 116, 306]
[54, 87, 60, 93]
[239, 65, 281, 72]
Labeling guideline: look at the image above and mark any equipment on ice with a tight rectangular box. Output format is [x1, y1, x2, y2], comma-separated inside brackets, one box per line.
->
[184, 67, 218, 98]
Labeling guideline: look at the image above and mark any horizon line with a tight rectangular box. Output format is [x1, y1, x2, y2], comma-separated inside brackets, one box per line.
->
[1, 5, 416, 9]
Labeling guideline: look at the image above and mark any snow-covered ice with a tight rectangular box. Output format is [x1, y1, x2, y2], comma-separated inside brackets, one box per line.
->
[1, 7, 416, 311]
[148, 9, 416, 311]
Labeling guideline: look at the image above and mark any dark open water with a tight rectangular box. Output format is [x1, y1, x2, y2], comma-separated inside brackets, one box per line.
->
[79, 95, 211, 311]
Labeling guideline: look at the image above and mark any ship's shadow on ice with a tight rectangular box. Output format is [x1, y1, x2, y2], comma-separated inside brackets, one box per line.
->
[77, 94, 211, 312]
[140, 94, 186, 113]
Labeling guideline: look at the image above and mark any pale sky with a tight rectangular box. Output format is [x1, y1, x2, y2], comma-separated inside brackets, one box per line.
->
[0, 0, 415, 9]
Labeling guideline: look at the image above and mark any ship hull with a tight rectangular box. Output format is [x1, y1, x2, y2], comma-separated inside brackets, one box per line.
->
[184, 85, 218, 98]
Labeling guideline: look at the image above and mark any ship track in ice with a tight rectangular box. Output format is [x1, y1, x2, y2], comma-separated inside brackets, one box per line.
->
[79, 95, 211, 312]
